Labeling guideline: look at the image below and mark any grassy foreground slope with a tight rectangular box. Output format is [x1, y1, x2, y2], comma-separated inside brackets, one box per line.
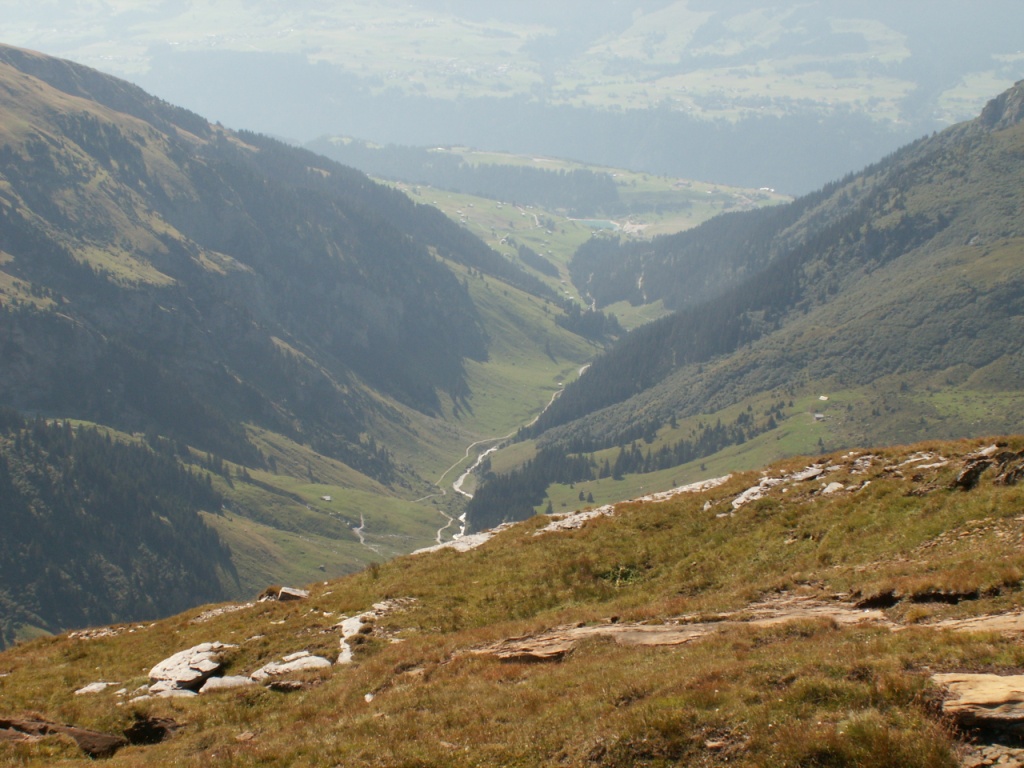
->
[2, 437, 1024, 765]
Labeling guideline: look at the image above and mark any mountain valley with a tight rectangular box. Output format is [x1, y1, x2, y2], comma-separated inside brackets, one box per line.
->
[464, 78, 1024, 532]
[0, 26, 1023, 767]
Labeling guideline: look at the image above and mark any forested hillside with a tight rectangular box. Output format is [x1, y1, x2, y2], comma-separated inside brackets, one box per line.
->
[0, 411, 231, 648]
[537, 81, 1024, 440]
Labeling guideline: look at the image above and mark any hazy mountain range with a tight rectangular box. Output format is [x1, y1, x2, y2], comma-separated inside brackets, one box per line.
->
[5, 1, 1024, 193]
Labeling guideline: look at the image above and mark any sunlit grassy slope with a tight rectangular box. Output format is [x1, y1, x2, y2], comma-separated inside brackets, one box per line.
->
[2, 436, 1023, 765]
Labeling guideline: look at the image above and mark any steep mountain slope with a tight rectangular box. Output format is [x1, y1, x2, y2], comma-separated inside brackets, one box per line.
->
[0, 43, 503, 466]
[1, 438, 1024, 765]
[0, 43, 597, 640]
[464, 81, 1024, 529]
[546, 81, 1024, 438]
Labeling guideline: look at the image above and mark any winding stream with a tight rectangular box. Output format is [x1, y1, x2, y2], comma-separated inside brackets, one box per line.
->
[428, 371, 588, 543]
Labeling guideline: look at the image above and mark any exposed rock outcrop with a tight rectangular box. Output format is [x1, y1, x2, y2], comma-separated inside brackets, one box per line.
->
[932, 673, 1024, 727]
[337, 598, 417, 664]
[74, 681, 119, 696]
[980, 80, 1024, 131]
[952, 458, 995, 491]
[148, 642, 236, 696]
[258, 587, 310, 602]
[476, 596, 892, 662]
[199, 675, 257, 694]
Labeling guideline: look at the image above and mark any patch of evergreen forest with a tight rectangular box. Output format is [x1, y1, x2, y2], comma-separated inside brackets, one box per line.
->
[0, 410, 232, 648]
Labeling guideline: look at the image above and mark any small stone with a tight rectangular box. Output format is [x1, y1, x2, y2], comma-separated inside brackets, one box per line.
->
[149, 681, 198, 698]
[236, 731, 255, 742]
[74, 681, 119, 695]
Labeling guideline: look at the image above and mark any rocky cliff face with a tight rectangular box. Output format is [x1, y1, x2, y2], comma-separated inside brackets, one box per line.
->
[980, 79, 1024, 131]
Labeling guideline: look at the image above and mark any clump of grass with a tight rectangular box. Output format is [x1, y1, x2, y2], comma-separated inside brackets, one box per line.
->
[763, 710, 959, 768]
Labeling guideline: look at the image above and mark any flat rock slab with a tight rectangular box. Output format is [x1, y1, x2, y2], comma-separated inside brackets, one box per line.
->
[477, 597, 893, 662]
[200, 675, 257, 694]
[74, 681, 119, 696]
[148, 681, 199, 698]
[932, 612, 1024, 634]
[149, 642, 237, 692]
[251, 651, 332, 682]
[933, 673, 1024, 725]
[481, 623, 711, 662]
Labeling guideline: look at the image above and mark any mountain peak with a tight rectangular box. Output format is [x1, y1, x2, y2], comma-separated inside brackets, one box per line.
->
[979, 79, 1024, 131]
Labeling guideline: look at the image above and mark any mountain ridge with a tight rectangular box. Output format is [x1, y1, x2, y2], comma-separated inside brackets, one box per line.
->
[550, 79, 1024, 431]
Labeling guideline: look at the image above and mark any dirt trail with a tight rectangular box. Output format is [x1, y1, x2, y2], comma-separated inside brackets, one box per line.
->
[351, 513, 381, 554]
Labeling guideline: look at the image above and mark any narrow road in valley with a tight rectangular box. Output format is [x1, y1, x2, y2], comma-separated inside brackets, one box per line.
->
[352, 513, 380, 554]
[516, 206, 542, 228]
[453, 445, 500, 500]
[433, 436, 512, 542]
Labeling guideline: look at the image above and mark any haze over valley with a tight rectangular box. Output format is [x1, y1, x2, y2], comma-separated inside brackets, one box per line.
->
[5, 1, 1024, 192]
